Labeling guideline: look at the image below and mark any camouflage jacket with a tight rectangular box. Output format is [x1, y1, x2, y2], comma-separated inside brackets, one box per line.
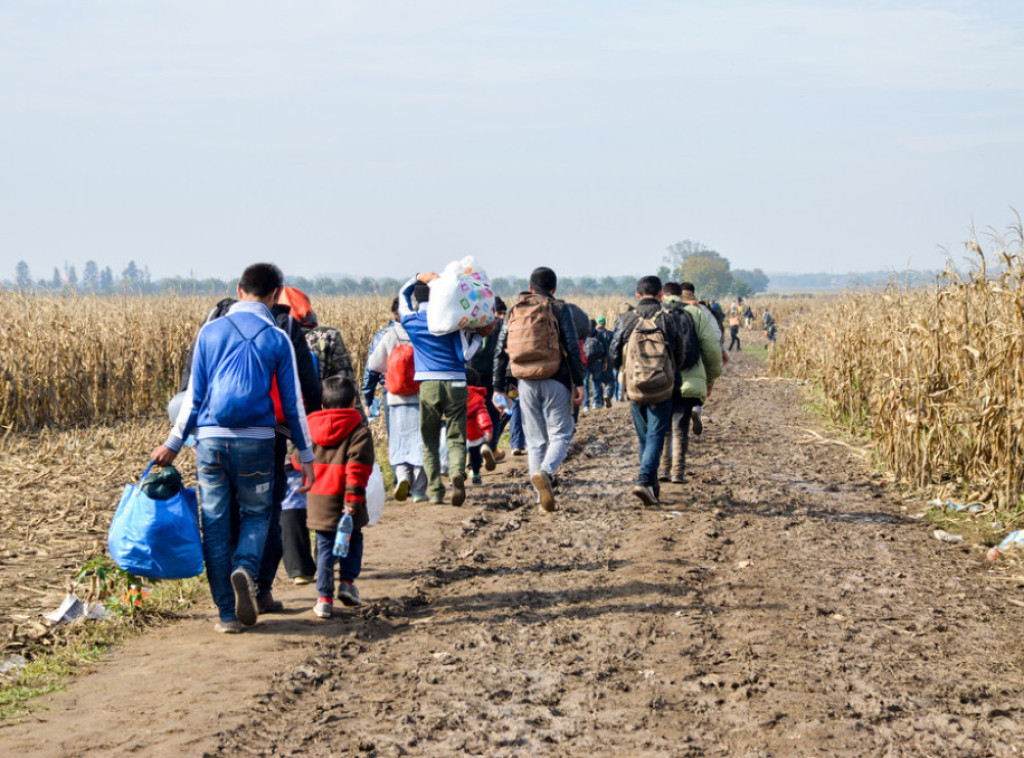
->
[305, 325, 354, 383]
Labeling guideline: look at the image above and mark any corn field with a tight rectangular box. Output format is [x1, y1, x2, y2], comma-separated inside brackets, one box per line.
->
[770, 233, 1024, 510]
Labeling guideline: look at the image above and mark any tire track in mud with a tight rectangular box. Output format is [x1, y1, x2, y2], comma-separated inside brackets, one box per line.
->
[207, 355, 1024, 757]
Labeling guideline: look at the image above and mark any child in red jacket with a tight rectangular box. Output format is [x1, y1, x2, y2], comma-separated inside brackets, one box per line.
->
[296, 376, 375, 618]
[466, 370, 495, 485]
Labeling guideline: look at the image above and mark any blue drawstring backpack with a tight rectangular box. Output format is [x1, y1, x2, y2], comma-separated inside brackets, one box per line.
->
[108, 462, 204, 580]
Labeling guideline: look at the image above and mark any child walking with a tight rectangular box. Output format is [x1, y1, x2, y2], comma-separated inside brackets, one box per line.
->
[298, 376, 375, 618]
[466, 369, 496, 485]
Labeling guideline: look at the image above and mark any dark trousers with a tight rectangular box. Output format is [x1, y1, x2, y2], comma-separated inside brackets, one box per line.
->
[281, 508, 316, 579]
[728, 326, 741, 351]
[661, 396, 698, 477]
[314, 528, 364, 600]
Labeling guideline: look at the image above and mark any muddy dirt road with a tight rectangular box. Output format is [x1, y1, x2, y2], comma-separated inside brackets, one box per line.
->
[3, 352, 1024, 757]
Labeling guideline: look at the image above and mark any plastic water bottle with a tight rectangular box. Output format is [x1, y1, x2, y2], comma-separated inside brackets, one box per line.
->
[333, 513, 354, 558]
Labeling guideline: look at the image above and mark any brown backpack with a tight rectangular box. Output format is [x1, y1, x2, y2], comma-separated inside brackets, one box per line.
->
[506, 293, 562, 380]
[625, 313, 674, 404]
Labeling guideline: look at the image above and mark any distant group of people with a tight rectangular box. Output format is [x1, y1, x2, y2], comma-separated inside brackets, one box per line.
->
[152, 262, 760, 634]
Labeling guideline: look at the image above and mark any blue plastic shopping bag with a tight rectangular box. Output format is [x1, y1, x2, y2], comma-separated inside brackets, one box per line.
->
[107, 462, 204, 580]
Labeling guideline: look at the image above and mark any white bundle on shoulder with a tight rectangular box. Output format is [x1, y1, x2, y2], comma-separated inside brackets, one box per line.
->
[426, 256, 496, 335]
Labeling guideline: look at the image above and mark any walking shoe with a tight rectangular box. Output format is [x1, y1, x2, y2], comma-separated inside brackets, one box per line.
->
[481, 445, 497, 471]
[394, 478, 411, 502]
[314, 597, 333, 618]
[214, 620, 243, 634]
[658, 470, 670, 483]
[691, 407, 703, 436]
[412, 495, 429, 503]
[230, 567, 258, 626]
[492, 449, 506, 463]
[631, 485, 660, 506]
[532, 471, 557, 512]
[337, 580, 362, 607]
[512, 448, 527, 457]
[670, 474, 687, 484]
[451, 474, 466, 507]
[471, 473, 483, 485]
[604, 397, 612, 409]
[292, 575, 313, 586]
[257, 592, 284, 614]
[429, 495, 444, 504]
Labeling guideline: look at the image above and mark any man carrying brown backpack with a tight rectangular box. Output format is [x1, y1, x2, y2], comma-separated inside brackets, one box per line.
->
[493, 267, 586, 512]
[610, 275, 687, 506]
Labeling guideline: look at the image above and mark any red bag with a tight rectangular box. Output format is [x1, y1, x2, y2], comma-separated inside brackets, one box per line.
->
[385, 343, 420, 396]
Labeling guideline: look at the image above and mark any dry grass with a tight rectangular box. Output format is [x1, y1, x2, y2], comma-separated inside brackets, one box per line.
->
[769, 229, 1024, 509]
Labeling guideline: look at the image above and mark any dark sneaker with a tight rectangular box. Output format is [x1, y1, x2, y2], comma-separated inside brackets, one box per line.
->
[337, 580, 362, 607]
[631, 485, 659, 506]
[472, 474, 482, 485]
[532, 471, 557, 512]
[658, 470, 670, 483]
[691, 408, 703, 436]
[481, 445, 497, 471]
[670, 474, 686, 484]
[394, 478, 410, 502]
[451, 474, 466, 506]
[604, 397, 612, 409]
[230, 568, 258, 626]
[257, 592, 284, 614]
[512, 448, 527, 457]
[214, 620, 243, 634]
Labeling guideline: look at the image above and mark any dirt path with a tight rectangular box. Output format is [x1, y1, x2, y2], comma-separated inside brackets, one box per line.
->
[3, 352, 1024, 757]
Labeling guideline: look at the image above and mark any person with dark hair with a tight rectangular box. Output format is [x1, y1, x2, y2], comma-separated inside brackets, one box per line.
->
[153, 263, 316, 633]
[493, 267, 585, 512]
[582, 318, 608, 411]
[594, 316, 615, 407]
[299, 376, 375, 617]
[678, 282, 725, 438]
[609, 275, 685, 505]
[468, 296, 509, 459]
[399, 272, 492, 506]
[361, 297, 401, 418]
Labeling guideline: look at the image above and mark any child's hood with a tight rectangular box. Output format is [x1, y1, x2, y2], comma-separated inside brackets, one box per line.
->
[468, 385, 488, 410]
[307, 408, 363, 446]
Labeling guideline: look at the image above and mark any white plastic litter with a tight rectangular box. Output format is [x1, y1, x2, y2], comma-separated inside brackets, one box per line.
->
[0, 654, 27, 677]
[426, 256, 496, 335]
[933, 529, 965, 544]
[44, 593, 85, 624]
[365, 463, 385, 527]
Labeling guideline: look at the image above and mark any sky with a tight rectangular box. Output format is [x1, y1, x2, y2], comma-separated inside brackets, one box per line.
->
[3, 1, 1024, 282]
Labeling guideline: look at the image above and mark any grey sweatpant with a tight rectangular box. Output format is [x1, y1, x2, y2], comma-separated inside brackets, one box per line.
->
[518, 378, 575, 478]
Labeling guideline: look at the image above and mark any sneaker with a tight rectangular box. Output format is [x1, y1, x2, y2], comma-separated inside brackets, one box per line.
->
[451, 474, 466, 507]
[337, 580, 362, 607]
[604, 397, 612, 409]
[512, 448, 527, 457]
[670, 474, 687, 484]
[214, 620, 243, 634]
[472, 474, 482, 485]
[314, 597, 333, 618]
[412, 495, 429, 503]
[691, 408, 703, 436]
[429, 495, 444, 504]
[481, 445, 497, 471]
[532, 471, 557, 512]
[658, 470, 670, 483]
[230, 567, 258, 626]
[292, 575, 313, 586]
[492, 449, 506, 463]
[394, 478, 411, 502]
[631, 485, 659, 506]
[257, 592, 284, 614]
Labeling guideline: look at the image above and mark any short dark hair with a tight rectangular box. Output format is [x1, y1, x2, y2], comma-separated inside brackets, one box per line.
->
[662, 281, 682, 297]
[530, 267, 557, 294]
[239, 263, 284, 298]
[412, 283, 431, 307]
[636, 275, 662, 297]
[494, 296, 507, 315]
[465, 367, 483, 387]
[680, 281, 696, 294]
[390, 297, 400, 315]
[322, 376, 357, 409]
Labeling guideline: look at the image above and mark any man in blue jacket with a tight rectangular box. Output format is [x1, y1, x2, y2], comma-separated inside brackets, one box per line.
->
[152, 263, 315, 634]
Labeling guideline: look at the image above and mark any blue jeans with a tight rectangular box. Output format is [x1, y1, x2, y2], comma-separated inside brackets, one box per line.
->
[630, 398, 673, 487]
[509, 397, 525, 450]
[584, 366, 604, 408]
[196, 437, 275, 622]
[314, 528, 364, 600]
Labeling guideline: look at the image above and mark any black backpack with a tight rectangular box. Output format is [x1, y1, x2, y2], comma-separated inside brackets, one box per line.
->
[583, 333, 606, 364]
[675, 308, 701, 371]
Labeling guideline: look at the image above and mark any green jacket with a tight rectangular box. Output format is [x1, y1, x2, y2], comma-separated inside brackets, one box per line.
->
[678, 303, 723, 402]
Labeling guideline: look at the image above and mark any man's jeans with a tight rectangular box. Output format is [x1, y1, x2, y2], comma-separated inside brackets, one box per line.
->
[518, 379, 574, 477]
[630, 398, 673, 487]
[419, 380, 469, 499]
[196, 437, 275, 622]
[509, 397, 525, 450]
[584, 366, 604, 409]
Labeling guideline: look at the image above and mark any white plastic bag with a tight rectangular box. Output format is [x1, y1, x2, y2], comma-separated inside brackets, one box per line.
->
[366, 463, 386, 526]
[426, 256, 496, 335]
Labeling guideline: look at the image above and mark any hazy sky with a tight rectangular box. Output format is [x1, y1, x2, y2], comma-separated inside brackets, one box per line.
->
[3, 1, 1024, 282]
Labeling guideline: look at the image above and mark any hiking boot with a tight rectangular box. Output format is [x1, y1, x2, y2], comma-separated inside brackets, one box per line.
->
[230, 567, 258, 626]
[691, 407, 703, 436]
[604, 397, 612, 409]
[472, 473, 482, 485]
[451, 474, 467, 506]
[670, 473, 687, 484]
[257, 592, 284, 614]
[292, 575, 313, 586]
[214, 620, 243, 634]
[512, 448, 527, 457]
[631, 485, 659, 506]
[658, 470, 670, 483]
[394, 478, 411, 502]
[481, 445, 497, 471]
[337, 580, 362, 607]
[532, 471, 557, 512]
[314, 598, 333, 619]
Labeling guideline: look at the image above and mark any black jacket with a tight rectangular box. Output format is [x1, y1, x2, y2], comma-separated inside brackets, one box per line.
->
[609, 298, 685, 376]
[492, 292, 586, 393]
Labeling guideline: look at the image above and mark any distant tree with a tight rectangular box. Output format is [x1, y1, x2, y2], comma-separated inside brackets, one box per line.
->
[83, 260, 99, 290]
[100, 266, 115, 292]
[732, 268, 769, 295]
[122, 260, 142, 289]
[656, 265, 671, 283]
[66, 265, 78, 289]
[679, 252, 733, 299]
[664, 240, 713, 275]
[15, 260, 31, 289]
[52, 267, 62, 289]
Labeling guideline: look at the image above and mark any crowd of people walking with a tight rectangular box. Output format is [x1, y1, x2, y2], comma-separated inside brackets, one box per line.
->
[152, 262, 772, 633]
